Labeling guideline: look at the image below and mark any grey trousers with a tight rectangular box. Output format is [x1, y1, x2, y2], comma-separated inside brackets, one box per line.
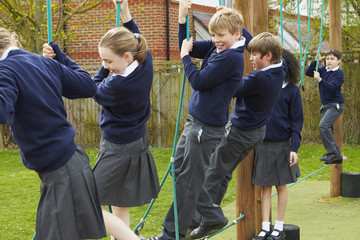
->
[319, 103, 344, 157]
[160, 115, 225, 240]
[196, 122, 266, 225]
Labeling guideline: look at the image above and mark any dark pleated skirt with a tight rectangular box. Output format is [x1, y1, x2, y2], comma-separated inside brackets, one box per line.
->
[252, 140, 300, 186]
[36, 145, 106, 240]
[93, 133, 160, 207]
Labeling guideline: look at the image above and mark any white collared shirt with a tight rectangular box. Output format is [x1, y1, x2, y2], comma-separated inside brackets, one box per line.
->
[0, 46, 18, 61]
[120, 60, 139, 77]
[260, 60, 283, 71]
[326, 65, 339, 72]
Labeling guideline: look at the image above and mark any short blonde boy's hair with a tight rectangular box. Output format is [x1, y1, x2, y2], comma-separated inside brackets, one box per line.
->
[248, 32, 282, 64]
[209, 8, 244, 36]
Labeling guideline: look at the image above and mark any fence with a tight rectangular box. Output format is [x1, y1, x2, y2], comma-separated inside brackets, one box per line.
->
[0, 59, 359, 149]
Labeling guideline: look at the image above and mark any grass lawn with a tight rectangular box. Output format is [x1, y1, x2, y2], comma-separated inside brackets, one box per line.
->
[0, 144, 359, 239]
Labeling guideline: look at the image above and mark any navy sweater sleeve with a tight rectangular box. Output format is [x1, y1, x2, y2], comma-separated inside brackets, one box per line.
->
[289, 87, 304, 152]
[123, 18, 141, 34]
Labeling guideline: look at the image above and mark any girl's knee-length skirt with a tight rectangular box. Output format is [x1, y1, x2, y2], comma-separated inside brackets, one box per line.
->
[252, 140, 300, 186]
[36, 145, 106, 240]
[93, 133, 160, 207]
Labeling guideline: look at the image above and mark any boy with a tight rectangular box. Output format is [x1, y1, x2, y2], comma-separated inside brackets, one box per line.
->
[144, 1, 251, 239]
[0, 28, 107, 239]
[190, 32, 286, 239]
[305, 49, 345, 164]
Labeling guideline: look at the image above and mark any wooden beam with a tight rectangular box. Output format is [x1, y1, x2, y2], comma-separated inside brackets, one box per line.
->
[329, 0, 342, 197]
[233, 0, 268, 239]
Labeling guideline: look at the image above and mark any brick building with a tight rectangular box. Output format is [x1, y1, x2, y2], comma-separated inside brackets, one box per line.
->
[66, 0, 217, 69]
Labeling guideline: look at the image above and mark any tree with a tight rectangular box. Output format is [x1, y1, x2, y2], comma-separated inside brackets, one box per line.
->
[269, 0, 360, 53]
[0, 0, 104, 53]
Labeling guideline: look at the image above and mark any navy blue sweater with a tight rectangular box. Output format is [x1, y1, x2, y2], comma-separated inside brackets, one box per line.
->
[264, 84, 304, 152]
[231, 61, 287, 130]
[93, 19, 153, 144]
[305, 60, 345, 105]
[0, 48, 96, 173]
[178, 23, 253, 127]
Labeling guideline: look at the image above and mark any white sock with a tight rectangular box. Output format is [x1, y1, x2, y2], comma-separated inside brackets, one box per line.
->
[258, 221, 270, 236]
[262, 221, 271, 231]
[271, 220, 284, 236]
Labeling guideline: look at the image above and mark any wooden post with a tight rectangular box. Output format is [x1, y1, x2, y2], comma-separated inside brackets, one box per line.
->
[233, 0, 268, 239]
[329, 0, 342, 197]
[0, 124, 4, 149]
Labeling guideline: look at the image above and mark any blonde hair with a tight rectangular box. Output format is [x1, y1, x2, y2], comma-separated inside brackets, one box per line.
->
[248, 32, 282, 64]
[209, 8, 244, 36]
[99, 27, 148, 63]
[0, 27, 19, 51]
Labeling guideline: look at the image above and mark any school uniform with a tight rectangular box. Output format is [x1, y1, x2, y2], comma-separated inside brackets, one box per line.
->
[196, 60, 287, 226]
[92, 19, 160, 207]
[155, 23, 251, 240]
[253, 83, 304, 186]
[305, 61, 345, 158]
[0, 47, 106, 239]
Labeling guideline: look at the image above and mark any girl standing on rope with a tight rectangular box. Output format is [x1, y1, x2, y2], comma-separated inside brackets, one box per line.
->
[252, 49, 303, 240]
[305, 49, 345, 165]
[1, 28, 107, 239]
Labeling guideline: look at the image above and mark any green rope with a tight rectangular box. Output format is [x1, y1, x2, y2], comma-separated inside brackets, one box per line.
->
[46, 0, 52, 43]
[297, 0, 304, 90]
[133, 15, 190, 239]
[116, 2, 121, 28]
[271, 164, 330, 197]
[315, 0, 326, 86]
[280, 0, 284, 45]
[299, 0, 313, 91]
[202, 214, 245, 240]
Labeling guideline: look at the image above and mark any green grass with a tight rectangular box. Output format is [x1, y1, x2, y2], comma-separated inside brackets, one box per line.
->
[0, 145, 359, 239]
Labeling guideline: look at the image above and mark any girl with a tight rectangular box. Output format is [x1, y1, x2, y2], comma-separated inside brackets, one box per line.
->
[252, 49, 304, 240]
[1, 28, 106, 239]
[92, 0, 159, 237]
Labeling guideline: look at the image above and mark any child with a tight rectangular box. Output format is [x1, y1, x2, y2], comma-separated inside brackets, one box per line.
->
[252, 49, 303, 240]
[190, 32, 286, 239]
[0, 28, 106, 239]
[93, 0, 160, 238]
[144, 1, 251, 240]
[305, 49, 345, 164]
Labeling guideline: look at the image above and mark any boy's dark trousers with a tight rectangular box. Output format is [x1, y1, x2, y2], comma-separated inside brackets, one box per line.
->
[318, 103, 344, 157]
[196, 122, 266, 225]
[159, 115, 225, 240]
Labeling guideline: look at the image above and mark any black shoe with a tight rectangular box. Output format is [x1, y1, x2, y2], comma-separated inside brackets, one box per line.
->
[189, 218, 228, 239]
[320, 153, 330, 161]
[252, 229, 271, 240]
[143, 237, 159, 240]
[267, 229, 286, 240]
[324, 158, 343, 164]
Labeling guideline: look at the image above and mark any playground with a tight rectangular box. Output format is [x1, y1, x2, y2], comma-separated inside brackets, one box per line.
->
[0, 145, 359, 239]
[1, 0, 360, 239]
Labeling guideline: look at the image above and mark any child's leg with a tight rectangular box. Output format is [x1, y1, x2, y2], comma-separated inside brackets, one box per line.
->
[254, 186, 272, 238]
[269, 185, 287, 238]
[112, 206, 130, 227]
[318, 104, 343, 157]
[101, 208, 139, 240]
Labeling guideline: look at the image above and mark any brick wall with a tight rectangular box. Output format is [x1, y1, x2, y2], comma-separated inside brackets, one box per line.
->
[65, 0, 216, 66]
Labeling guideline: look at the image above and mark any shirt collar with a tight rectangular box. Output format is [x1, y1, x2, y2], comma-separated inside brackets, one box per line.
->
[216, 36, 246, 53]
[282, 80, 288, 88]
[260, 60, 283, 71]
[326, 65, 339, 72]
[120, 60, 139, 77]
[0, 46, 18, 61]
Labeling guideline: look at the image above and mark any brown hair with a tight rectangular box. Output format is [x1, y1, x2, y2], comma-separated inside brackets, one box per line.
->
[248, 32, 282, 64]
[209, 8, 244, 36]
[325, 48, 342, 60]
[0, 27, 19, 52]
[99, 27, 148, 63]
